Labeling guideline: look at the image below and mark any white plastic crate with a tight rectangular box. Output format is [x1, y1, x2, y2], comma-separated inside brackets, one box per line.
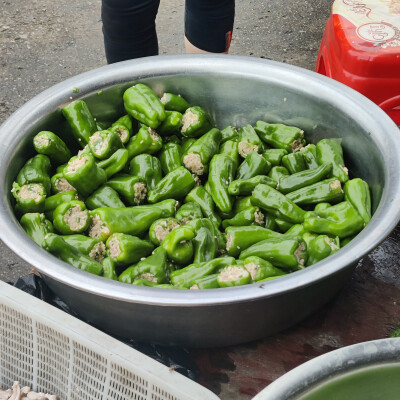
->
[0, 280, 219, 400]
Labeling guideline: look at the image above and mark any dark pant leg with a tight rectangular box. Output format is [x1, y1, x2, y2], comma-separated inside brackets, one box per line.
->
[185, 0, 235, 53]
[101, 0, 161, 64]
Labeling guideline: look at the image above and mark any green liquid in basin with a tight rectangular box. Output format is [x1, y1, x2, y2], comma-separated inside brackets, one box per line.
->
[299, 363, 400, 400]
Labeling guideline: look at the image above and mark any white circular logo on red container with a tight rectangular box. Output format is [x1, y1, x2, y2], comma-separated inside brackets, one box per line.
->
[357, 22, 396, 43]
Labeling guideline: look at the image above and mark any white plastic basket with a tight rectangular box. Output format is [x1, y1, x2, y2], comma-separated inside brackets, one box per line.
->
[0, 280, 219, 400]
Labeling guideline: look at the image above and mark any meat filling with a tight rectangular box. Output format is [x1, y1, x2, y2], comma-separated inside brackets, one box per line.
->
[33, 135, 51, 148]
[133, 182, 147, 204]
[89, 133, 108, 155]
[54, 178, 75, 193]
[154, 220, 179, 243]
[238, 141, 259, 157]
[244, 262, 260, 281]
[113, 126, 129, 143]
[183, 153, 204, 175]
[66, 156, 88, 174]
[64, 205, 88, 231]
[135, 273, 157, 283]
[291, 133, 304, 152]
[108, 236, 121, 258]
[89, 241, 107, 262]
[254, 209, 265, 225]
[181, 111, 199, 132]
[17, 184, 44, 203]
[88, 215, 110, 239]
[294, 242, 306, 266]
[218, 266, 249, 283]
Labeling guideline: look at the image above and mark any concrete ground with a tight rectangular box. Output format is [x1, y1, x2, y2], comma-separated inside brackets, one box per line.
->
[0, 0, 332, 281]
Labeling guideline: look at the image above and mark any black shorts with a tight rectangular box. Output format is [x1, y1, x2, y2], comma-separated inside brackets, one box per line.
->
[101, 0, 235, 63]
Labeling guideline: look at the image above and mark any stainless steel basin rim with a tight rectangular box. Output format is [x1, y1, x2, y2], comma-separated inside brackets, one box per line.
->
[0, 54, 399, 307]
[253, 337, 400, 399]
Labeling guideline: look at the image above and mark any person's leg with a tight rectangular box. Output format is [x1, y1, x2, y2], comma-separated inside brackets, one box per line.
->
[101, 0, 161, 64]
[184, 0, 235, 54]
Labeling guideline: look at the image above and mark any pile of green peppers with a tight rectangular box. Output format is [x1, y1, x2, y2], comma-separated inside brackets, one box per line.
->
[12, 83, 372, 290]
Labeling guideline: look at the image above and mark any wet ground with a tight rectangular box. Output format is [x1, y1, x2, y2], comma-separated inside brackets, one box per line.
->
[1, 1, 400, 399]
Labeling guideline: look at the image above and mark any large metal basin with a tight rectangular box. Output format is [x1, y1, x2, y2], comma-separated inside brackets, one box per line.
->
[253, 338, 400, 399]
[0, 55, 399, 347]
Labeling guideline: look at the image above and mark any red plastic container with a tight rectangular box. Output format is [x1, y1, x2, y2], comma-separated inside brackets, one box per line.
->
[316, 0, 400, 124]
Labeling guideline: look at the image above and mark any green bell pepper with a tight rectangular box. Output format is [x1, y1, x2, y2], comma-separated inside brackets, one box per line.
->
[316, 138, 349, 183]
[239, 237, 308, 269]
[344, 178, 371, 225]
[20, 212, 54, 246]
[251, 184, 306, 224]
[159, 142, 182, 175]
[12, 183, 46, 214]
[193, 226, 216, 264]
[86, 185, 125, 209]
[304, 201, 364, 238]
[107, 174, 147, 206]
[181, 106, 213, 138]
[263, 149, 288, 166]
[63, 154, 107, 198]
[62, 99, 98, 147]
[236, 151, 271, 180]
[147, 166, 196, 203]
[161, 225, 195, 264]
[228, 175, 277, 196]
[106, 233, 154, 266]
[63, 234, 107, 262]
[219, 140, 240, 169]
[129, 154, 162, 191]
[88, 203, 169, 241]
[53, 200, 90, 234]
[97, 149, 129, 179]
[170, 256, 235, 288]
[278, 163, 332, 194]
[181, 137, 196, 154]
[307, 234, 340, 266]
[182, 128, 222, 175]
[217, 265, 251, 287]
[43, 233, 103, 275]
[123, 83, 166, 129]
[237, 124, 263, 157]
[176, 202, 203, 224]
[44, 190, 78, 220]
[264, 213, 277, 231]
[281, 152, 307, 174]
[190, 274, 220, 290]
[268, 166, 290, 182]
[222, 206, 265, 230]
[110, 114, 133, 144]
[126, 126, 163, 159]
[157, 111, 183, 135]
[299, 144, 319, 169]
[130, 247, 168, 284]
[255, 121, 305, 152]
[225, 225, 282, 257]
[149, 217, 180, 245]
[286, 178, 344, 205]
[208, 154, 236, 213]
[33, 131, 71, 165]
[220, 125, 238, 143]
[51, 173, 76, 194]
[16, 154, 52, 195]
[160, 92, 190, 113]
[102, 257, 118, 280]
[243, 256, 285, 282]
[118, 265, 135, 283]
[88, 129, 123, 160]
